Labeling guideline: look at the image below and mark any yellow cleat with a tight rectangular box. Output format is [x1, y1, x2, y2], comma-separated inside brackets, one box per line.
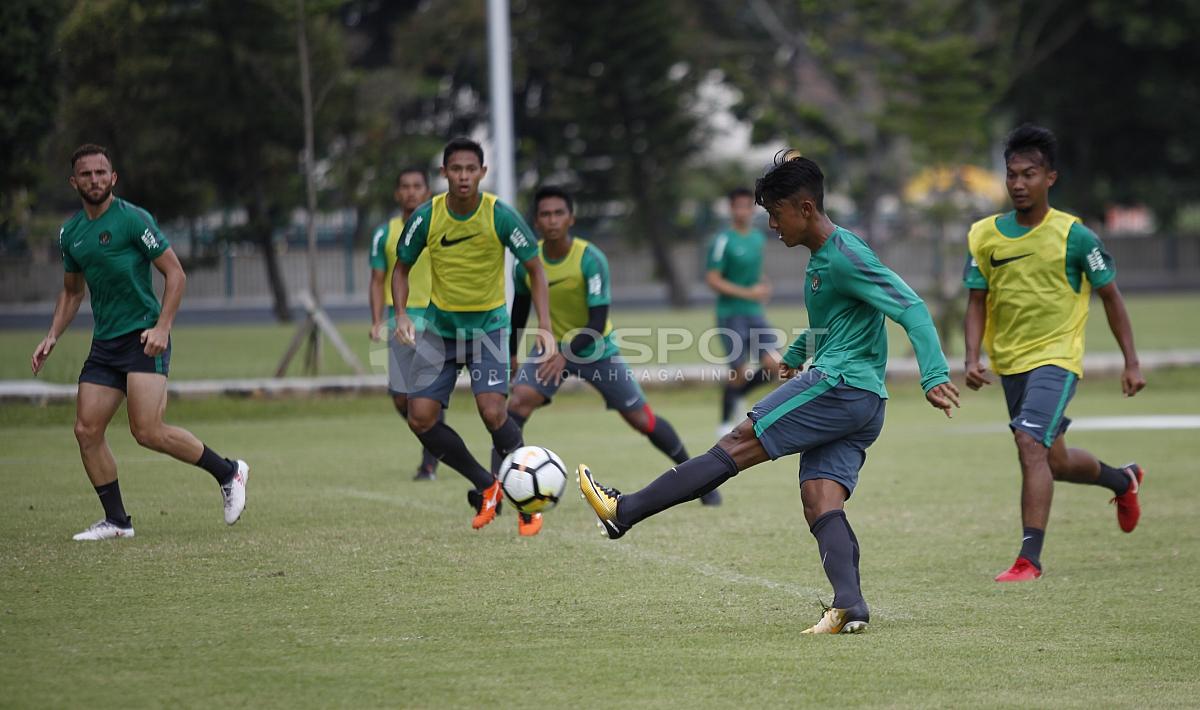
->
[801, 603, 870, 635]
[577, 464, 628, 540]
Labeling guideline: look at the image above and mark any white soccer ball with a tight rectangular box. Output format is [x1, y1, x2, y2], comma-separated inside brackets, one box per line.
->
[499, 446, 568, 514]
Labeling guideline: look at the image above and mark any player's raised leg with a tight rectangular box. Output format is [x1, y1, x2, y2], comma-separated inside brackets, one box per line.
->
[72, 382, 133, 540]
[1047, 436, 1144, 532]
[407, 395, 499, 527]
[126, 372, 248, 525]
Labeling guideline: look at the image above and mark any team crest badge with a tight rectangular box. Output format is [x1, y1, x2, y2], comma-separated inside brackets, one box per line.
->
[98, 231, 111, 245]
[810, 272, 821, 292]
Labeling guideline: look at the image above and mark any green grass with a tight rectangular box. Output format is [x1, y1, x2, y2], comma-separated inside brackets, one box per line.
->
[2, 369, 1199, 707]
[2, 293, 1198, 383]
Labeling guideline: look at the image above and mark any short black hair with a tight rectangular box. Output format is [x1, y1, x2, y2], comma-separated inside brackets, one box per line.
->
[533, 185, 574, 214]
[754, 149, 824, 212]
[1004, 124, 1057, 170]
[727, 187, 754, 202]
[442, 137, 484, 166]
[71, 144, 111, 171]
[396, 167, 428, 187]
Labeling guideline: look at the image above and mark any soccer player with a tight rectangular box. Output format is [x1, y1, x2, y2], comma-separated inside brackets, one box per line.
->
[706, 187, 782, 442]
[368, 167, 438, 480]
[578, 153, 960, 634]
[392, 137, 554, 531]
[505, 186, 702, 535]
[30, 144, 248, 541]
[963, 124, 1146, 583]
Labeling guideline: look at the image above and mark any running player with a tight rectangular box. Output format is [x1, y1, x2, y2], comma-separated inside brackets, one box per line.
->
[368, 167, 437, 480]
[963, 124, 1146, 583]
[30, 144, 248, 540]
[505, 186, 703, 535]
[578, 153, 960, 634]
[706, 187, 782, 440]
[392, 137, 554, 531]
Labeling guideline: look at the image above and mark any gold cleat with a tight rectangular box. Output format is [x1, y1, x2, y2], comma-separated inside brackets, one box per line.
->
[801, 602, 869, 635]
[577, 464, 628, 540]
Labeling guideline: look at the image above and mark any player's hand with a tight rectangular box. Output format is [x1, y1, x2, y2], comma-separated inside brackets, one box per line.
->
[779, 363, 802, 380]
[31, 334, 57, 375]
[370, 321, 387, 343]
[536, 341, 564, 386]
[964, 360, 992, 391]
[926, 381, 961, 418]
[140, 327, 169, 356]
[1121, 364, 1146, 397]
[393, 314, 416, 346]
[751, 282, 772, 303]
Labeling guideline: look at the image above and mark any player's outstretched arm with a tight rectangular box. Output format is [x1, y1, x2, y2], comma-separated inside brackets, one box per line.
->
[1095, 282, 1145, 397]
[32, 272, 86, 375]
[963, 288, 992, 390]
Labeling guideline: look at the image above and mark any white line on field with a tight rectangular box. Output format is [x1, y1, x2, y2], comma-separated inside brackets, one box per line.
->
[956, 414, 1200, 435]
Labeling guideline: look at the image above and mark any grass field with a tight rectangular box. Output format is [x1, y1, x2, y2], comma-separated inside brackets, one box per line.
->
[2, 293, 1198, 383]
[2, 364, 1199, 707]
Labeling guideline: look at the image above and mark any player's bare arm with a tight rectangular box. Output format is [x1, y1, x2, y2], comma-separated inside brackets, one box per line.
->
[368, 267, 387, 342]
[142, 247, 185, 356]
[1095, 281, 1145, 397]
[963, 288, 992, 390]
[31, 271, 86, 375]
[391, 261, 415, 345]
[524, 257, 559, 382]
[705, 269, 770, 303]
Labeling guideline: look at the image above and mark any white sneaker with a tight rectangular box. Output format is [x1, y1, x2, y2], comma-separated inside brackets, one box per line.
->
[73, 519, 135, 541]
[221, 460, 250, 525]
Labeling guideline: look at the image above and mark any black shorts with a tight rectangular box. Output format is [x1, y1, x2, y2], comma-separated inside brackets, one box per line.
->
[79, 330, 171, 393]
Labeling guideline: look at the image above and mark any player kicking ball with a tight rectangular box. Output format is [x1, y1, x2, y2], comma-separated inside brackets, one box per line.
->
[504, 187, 701, 535]
[31, 144, 247, 541]
[963, 125, 1146, 583]
[579, 153, 959, 634]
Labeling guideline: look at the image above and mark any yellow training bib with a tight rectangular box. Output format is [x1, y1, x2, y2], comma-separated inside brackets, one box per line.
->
[425, 193, 506, 312]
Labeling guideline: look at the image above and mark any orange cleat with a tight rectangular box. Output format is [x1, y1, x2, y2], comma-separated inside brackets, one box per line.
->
[995, 556, 1042, 582]
[517, 512, 543, 537]
[1111, 463, 1145, 533]
[471, 480, 504, 529]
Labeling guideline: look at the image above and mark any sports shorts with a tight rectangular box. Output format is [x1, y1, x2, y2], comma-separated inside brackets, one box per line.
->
[79, 329, 171, 393]
[1000, 364, 1077, 448]
[513, 351, 646, 411]
[407, 328, 509, 407]
[716, 313, 782, 367]
[748, 368, 885, 498]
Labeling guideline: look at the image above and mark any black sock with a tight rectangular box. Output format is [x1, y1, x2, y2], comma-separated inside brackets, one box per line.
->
[736, 368, 771, 396]
[810, 510, 864, 610]
[720, 385, 740, 423]
[1096, 461, 1131, 495]
[487, 415, 525, 475]
[617, 446, 738, 527]
[416, 422, 493, 490]
[645, 415, 689, 465]
[196, 445, 236, 486]
[1019, 527, 1045, 569]
[418, 409, 444, 474]
[491, 411, 530, 474]
[95, 480, 130, 527]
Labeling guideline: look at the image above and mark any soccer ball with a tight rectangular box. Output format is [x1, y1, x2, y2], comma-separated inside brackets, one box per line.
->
[499, 446, 568, 514]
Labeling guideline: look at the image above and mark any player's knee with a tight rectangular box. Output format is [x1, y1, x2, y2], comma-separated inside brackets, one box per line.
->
[718, 419, 755, 451]
[507, 388, 538, 419]
[624, 409, 651, 434]
[392, 394, 408, 417]
[1013, 431, 1047, 465]
[407, 411, 436, 434]
[130, 423, 166, 451]
[480, 405, 507, 431]
[74, 419, 104, 446]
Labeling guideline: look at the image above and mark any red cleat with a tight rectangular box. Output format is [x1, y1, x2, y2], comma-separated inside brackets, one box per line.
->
[1111, 463, 1145, 533]
[517, 512, 543, 537]
[995, 556, 1042, 582]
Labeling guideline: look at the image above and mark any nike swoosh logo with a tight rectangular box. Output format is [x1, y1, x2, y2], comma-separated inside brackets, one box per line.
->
[989, 253, 1033, 267]
[1020, 419, 1043, 429]
[487, 375, 503, 386]
[73, 240, 84, 247]
[440, 232, 480, 247]
[547, 278, 569, 287]
[624, 397, 640, 407]
[602, 518, 621, 532]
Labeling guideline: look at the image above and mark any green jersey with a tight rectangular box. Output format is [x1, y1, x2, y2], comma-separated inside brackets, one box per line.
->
[781, 227, 949, 397]
[962, 211, 1115, 292]
[706, 227, 767, 318]
[397, 193, 538, 338]
[59, 198, 171, 340]
[514, 237, 618, 360]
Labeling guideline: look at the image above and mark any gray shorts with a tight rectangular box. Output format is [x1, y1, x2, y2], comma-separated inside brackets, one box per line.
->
[407, 328, 510, 407]
[717, 314, 782, 366]
[748, 368, 885, 498]
[1000, 365, 1077, 448]
[513, 352, 647, 411]
[387, 335, 418, 396]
